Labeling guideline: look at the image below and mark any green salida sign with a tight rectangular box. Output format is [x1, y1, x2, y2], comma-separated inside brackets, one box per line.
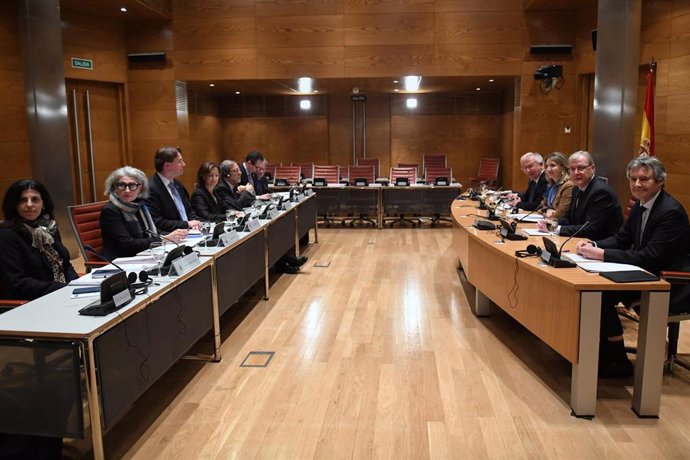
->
[71, 58, 93, 70]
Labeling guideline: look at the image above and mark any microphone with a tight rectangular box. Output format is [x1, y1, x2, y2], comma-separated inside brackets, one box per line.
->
[557, 221, 591, 259]
[145, 229, 180, 247]
[516, 206, 540, 222]
[83, 245, 126, 273]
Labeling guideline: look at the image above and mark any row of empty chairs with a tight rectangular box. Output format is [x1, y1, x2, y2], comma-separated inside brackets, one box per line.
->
[270, 164, 453, 186]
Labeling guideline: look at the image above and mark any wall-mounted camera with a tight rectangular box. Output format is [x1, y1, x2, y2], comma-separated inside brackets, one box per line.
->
[533, 64, 564, 93]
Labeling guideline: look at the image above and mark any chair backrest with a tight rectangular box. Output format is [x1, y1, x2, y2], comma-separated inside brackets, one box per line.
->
[264, 164, 278, 181]
[477, 157, 500, 181]
[390, 166, 417, 183]
[425, 166, 452, 183]
[398, 162, 419, 175]
[357, 158, 379, 178]
[423, 154, 447, 170]
[313, 165, 340, 184]
[67, 201, 108, 268]
[291, 162, 314, 179]
[348, 165, 375, 184]
[274, 166, 301, 185]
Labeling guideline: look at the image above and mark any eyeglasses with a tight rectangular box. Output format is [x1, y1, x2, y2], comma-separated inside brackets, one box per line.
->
[115, 182, 141, 191]
[568, 164, 593, 173]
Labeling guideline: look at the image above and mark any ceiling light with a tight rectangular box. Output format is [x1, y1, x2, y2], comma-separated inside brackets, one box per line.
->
[476, 87, 481, 91]
[406, 97, 418, 109]
[300, 99, 311, 110]
[298, 77, 313, 93]
[313, 90, 319, 93]
[209, 83, 215, 87]
[404, 75, 421, 92]
[393, 80, 399, 84]
[489, 79, 495, 82]
[394, 89, 399, 92]
[235, 91, 240, 95]
[120, 7, 127, 12]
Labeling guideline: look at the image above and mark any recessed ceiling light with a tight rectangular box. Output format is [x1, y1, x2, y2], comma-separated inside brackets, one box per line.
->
[300, 99, 311, 110]
[298, 77, 313, 93]
[476, 87, 481, 91]
[404, 75, 421, 92]
[120, 7, 127, 12]
[406, 97, 418, 109]
[235, 91, 240, 95]
[489, 79, 495, 82]
[209, 83, 215, 87]
[313, 90, 319, 93]
[394, 89, 399, 92]
[393, 80, 399, 84]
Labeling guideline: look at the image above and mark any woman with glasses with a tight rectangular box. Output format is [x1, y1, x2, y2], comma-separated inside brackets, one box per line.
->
[538, 152, 573, 219]
[0, 179, 79, 301]
[100, 166, 187, 260]
[191, 161, 225, 222]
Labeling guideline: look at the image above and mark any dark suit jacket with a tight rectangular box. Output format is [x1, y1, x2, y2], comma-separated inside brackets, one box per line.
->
[516, 171, 548, 211]
[558, 176, 622, 240]
[145, 173, 197, 231]
[100, 201, 158, 260]
[255, 176, 271, 196]
[239, 163, 254, 188]
[215, 178, 255, 211]
[0, 227, 78, 300]
[596, 190, 690, 313]
[191, 185, 225, 222]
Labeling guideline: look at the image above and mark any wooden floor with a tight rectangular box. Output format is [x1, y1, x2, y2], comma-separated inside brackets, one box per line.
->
[72, 228, 690, 459]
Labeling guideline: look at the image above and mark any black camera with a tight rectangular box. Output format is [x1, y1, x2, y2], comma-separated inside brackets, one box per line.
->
[534, 64, 563, 81]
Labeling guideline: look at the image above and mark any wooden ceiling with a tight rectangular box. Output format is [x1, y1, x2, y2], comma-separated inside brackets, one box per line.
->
[59, 0, 171, 20]
[186, 76, 516, 97]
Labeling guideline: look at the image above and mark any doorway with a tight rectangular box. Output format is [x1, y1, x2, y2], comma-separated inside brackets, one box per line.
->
[66, 79, 128, 204]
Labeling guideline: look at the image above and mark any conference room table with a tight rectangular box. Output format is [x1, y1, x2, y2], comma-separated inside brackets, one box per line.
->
[312, 183, 462, 228]
[451, 199, 670, 418]
[0, 194, 317, 459]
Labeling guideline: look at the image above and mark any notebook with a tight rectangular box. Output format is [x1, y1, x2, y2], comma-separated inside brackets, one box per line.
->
[599, 270, 660, 283]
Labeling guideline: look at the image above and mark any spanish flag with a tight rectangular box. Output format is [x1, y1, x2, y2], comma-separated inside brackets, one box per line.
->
[639, 65, 655, 157]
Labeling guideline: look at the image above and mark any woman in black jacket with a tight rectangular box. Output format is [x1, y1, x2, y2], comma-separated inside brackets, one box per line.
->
[100, 166, 187, 260]
[191, 161, 225, 222]
[0, 179, 78, 300]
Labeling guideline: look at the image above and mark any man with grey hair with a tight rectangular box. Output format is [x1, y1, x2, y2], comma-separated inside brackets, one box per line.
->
[575, 155, 690, 378]
[509, 152, 547, 211]
[215, 159, 256, 211]
[538, 150, 622, 240]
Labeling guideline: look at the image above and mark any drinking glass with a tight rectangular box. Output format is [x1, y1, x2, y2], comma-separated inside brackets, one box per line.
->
[199, 222, 211, 250]
[149, 241, 165, 276]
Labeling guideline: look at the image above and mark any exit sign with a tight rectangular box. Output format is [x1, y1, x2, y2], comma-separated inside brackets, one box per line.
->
[71, 58, 93, 70]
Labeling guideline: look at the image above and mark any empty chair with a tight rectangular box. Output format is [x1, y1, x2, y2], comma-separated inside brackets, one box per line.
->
[423, 154, 447, 171]
[347, 165, 375, 185]
[67, 200, 109, 272]
[291, 162, 314, 180]
[264, 164, 278, 182]
[274, 166, 301, 186]
[424, 166, 452, 185]
[357, 158, 380, 179]
[469, 157, 500, 190]
[312, 165, 340, 185]
[389, 166, 417, 185]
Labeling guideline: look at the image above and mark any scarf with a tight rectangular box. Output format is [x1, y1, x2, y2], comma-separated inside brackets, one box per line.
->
[22, 214, 65, 283]
[109, 193, 157, 237]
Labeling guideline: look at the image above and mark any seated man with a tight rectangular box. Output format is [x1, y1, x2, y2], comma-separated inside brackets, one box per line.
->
[508, 152, 547, 211]
[576, 155, 690, 378]
[145, 146, 200, 232]
[537, 150, 622, 240]
[239, 150, 265, 189]
[216, 160, 256, 211]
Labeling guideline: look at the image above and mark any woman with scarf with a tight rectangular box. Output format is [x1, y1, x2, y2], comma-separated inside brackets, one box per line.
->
[0, 179, 79, 301]
[100, 166, 187, 260]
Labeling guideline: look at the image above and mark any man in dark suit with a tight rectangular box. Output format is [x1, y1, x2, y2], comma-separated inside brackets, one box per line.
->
[538, 150, 622, 240]
[509, 152, 548, 211]
[239, 150, 266, 189]
[145, 146, 200, 232]
[216, 159, 256, 211]
[576, 155, 690, 378]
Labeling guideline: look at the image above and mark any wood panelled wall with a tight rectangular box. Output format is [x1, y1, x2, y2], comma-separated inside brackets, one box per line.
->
[0, 1, 31, 205]
[640, 1, 690, 212]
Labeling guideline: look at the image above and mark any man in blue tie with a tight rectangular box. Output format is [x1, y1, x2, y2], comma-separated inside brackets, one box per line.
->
[576, 155, 690, 378]
[146, 146, 200, 232]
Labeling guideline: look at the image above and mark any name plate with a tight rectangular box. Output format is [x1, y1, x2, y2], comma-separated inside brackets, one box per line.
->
[296, 194, 305, 202]
[437, 180, 448, 186]
[220, 230, 239, 246]
[285, 202, 296, 210]
[304, 188, 314, 196]
[268, 209, 280, 219]
[112, 288, 133, 307]
[170, 252, 201, 276]
[246, 218, 261, 232]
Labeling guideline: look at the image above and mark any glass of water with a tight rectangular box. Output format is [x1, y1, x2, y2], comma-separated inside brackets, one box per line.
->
[149, 241, 166, 276]
[199, 222, 211, 250]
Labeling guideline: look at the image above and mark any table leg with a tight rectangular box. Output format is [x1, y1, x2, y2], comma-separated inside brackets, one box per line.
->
[263, 229, 270, 300]
[473, 290, 491, 317]
[570, 291, 601, 418]
[83, 339, 105, 459]
[209, 261, 222, 362]
[632, 290, 669, 418]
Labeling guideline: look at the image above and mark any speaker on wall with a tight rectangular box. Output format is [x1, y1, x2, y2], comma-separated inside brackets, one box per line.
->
[127, 52, 166, 63]
[529, 44, 573, 55]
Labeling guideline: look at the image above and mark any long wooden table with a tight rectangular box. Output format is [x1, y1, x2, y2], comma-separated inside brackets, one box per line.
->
[0, 194, 317, 459]
[451, 199, 670, 418]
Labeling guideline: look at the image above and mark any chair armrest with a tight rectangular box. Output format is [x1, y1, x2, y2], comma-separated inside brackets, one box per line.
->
[0, 299, 27, 310]
[661, 271, 690, 284]
[85, 260, 109, 273]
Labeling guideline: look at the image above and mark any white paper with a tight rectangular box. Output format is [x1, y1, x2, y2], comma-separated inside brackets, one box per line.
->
[576, 262, 644, 273]
[510, 213, 542, 223]
[523, 228, 552, 236]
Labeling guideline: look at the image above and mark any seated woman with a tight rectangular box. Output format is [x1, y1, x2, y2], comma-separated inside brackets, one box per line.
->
[539, 151, 573, 219]
[100, 166, 186, 260]
[191, 161, 225, 222]
[0, 179, 78, 300]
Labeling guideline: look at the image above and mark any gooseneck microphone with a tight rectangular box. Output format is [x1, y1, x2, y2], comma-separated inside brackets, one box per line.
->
[516, 206, 540, 222]
[557, 221, 591, 259]
[83, 245, 125, 272]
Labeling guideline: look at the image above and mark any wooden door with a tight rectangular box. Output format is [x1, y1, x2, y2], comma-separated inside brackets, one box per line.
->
[66, 80, 127, 204]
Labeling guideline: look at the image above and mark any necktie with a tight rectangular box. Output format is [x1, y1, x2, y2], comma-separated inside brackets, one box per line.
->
[168, 182, 188, 221]
[639, 206, 649, 246]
